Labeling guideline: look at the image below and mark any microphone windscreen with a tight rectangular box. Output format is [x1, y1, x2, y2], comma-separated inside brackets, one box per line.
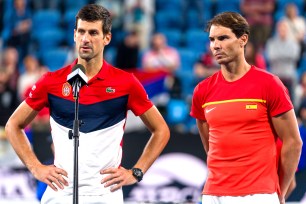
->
[72, 64, 86, 74]
[67, 63, 88, 86]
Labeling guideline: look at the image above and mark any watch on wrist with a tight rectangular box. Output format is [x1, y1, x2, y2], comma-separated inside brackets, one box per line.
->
[132, 168, 143, 182]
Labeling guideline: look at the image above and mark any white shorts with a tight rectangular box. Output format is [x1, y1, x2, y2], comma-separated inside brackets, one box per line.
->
[41, 187, 123, 204]
[202, 192, 280, 204]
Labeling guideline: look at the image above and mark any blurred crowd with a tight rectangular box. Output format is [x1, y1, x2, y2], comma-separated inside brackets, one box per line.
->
[0, 0, 305, 165]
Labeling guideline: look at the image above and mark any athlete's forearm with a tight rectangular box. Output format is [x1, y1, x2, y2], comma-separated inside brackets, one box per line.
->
[5, 102, 42, 174]
[136, 106, 170, 173]
[133, 125, 170, 173]
[272, 110, 302, 197]
[278, 140, 302, 197]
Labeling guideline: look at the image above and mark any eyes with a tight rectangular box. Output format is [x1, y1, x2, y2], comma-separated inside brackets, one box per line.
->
[77, 29, 99, 36]
[209, 35, 230, 42]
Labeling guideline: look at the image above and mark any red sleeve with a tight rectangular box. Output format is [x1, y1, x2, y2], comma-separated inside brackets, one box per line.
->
[267, 75, 293, 117]
[127, 74, 153, 116]
[25, 72, 50, 111]
[190, 83, 206, 121]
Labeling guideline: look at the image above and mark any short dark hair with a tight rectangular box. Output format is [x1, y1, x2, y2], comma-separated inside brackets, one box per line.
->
[75, 4, 112, 35]
[206, 12, 250, 38]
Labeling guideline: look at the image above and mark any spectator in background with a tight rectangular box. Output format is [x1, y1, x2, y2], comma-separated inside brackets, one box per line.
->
[295, 72, 306, 110]
[281, 3, 306, 67]
[266, 20, 300, 107]
[96, 0, 122, 26]
[124, 0, 154, 50]
[18, 57, 49, 131]
[142, 33, 180, 74]
[6, 0, 32, 61]
[142, 33, 182, 99]
[0, 68, 19, 127]
[1, 47, 20, 91]
[0, 67, 22, 169]
[17, 55, 41, 100]
[245, 41, 267, 70]
[115, 30, 140, 70]
[240, 0, 275, 50]
[193, 47, 219, 85]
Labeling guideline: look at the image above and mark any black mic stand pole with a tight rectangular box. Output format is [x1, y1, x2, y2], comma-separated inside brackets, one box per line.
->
[68, 79, 83, 204]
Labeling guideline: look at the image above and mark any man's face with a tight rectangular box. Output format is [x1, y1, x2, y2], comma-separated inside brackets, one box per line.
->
[151, 34, 165, 51]
[74, 19, 110, 61]
[209, 25, 243, 65]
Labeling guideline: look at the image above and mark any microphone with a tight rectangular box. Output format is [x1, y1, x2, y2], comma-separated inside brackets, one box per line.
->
[67, 64, 88, 98]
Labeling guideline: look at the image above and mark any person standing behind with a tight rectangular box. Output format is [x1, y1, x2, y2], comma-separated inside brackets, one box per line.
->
[142, 33, 181, 99]
[5, 4, 170, 204]
[295, 71, 306, 109]
[1, 47, 20, 92]
[240, 0, 275, 50]
[124, 0, 154, 50]
[190, 12, 302, 204]
[281, 3, 306, 67]
[193, 47, 219, 85]
[115, 30, 140, 70]
[142, 33, 180, 74]
[266, 20, 300, 107]
[245, 41, 267, 70]
[0, 68, 19, 128]
[6, 0, 32, 61]
[17, 55, 41, 101]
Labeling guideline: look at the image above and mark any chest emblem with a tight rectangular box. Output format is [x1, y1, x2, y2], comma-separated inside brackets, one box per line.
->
[62, 82, 71, 97]
[106, 87, 115, 93]
[205, 107, 216, 113]
[246, 104, 257, 110]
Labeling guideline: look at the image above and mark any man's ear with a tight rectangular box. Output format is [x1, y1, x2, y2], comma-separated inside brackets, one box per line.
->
[103, 33, 112, 45]
[240, 34, 248, 47]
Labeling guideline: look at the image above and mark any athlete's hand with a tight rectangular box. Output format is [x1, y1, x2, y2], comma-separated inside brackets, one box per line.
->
[100, 166, 137, 192]
[31, 164, 69, 191]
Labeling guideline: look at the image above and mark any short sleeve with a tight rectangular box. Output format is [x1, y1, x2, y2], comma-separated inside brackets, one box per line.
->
[25, 73, 50, 111]
[267, 75, 293, 117]
[127, 74, 153, 116]
[190, 83, 206, 121]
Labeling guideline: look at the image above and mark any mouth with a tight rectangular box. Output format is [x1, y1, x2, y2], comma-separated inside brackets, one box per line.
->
[214, 53, 222, 59]
[80, 46, 91, 52]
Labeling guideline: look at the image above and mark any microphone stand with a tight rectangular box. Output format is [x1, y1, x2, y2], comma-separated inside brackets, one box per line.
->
[68, 79, 83, 204]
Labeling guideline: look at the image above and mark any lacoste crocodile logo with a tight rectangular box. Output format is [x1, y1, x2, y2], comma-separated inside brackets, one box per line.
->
[106, 87, 115, 93]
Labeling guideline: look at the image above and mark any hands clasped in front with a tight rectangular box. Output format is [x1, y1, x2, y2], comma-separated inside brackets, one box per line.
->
[101, 166, 138, 192]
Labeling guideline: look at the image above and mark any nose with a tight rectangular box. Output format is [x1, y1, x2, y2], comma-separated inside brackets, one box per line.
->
[211, 40, 220, 50]
[81, 33, 90, 43]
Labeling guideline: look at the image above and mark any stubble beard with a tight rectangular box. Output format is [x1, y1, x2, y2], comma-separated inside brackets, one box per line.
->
[79, 52, 93, 62]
